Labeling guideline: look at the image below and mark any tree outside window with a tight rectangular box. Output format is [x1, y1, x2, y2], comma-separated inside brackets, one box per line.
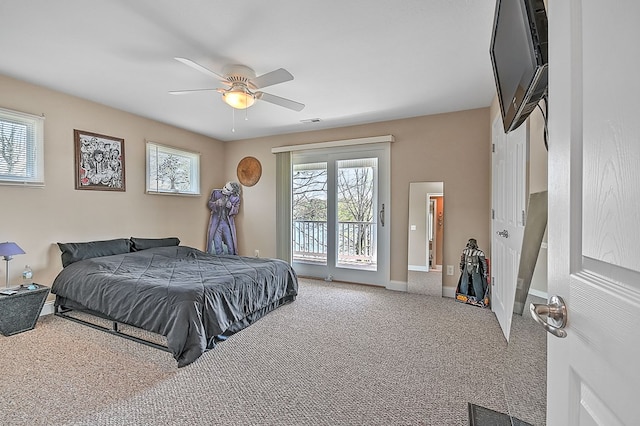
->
[146, 142, 200, 195]
[0, 107, 44, 186]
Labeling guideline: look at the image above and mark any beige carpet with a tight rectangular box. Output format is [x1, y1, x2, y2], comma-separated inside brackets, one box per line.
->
[0, 278, 542, 425]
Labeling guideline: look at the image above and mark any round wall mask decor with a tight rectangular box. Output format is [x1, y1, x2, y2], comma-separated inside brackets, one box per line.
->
[236, 156, 262, 187]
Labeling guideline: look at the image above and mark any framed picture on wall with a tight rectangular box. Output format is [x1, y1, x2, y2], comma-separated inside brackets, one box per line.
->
[74, 129, 125, 191]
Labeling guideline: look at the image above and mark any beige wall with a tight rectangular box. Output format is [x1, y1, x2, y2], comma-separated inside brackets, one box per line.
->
[1, 73, 493, 295]
[528, 103, 548, 194]
[224, 108, 491, 291]
[0, 74, 225, 291]
[527, 100, 548, 295]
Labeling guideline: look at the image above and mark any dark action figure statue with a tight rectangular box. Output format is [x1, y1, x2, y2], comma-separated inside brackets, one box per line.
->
[458, 238, 489, 306]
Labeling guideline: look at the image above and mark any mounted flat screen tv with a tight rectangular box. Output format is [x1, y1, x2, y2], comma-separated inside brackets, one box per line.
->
[490, 0, 548, 133]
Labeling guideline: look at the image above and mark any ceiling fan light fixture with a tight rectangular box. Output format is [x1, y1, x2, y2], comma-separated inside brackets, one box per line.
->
[173, 58, 303, 111]
[223, 85, 256, 109]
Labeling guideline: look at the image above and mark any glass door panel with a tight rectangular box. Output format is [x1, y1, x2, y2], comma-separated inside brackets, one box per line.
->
[292, 162, 328, 265]
[336, 158, 377, 271]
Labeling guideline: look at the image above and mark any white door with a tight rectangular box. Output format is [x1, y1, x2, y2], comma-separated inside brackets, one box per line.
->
[546, 0, 640, 424]
[291, 143, 390, 286]
[491, 115, 527, 341]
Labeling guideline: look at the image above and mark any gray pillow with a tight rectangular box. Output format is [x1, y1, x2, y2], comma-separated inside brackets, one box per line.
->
[57, 238, 132, 268]
[130, 237, 180, 252]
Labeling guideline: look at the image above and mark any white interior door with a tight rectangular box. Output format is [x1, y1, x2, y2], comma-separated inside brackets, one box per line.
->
[547, 1, 640, 424]
[491, 115, 527, 341]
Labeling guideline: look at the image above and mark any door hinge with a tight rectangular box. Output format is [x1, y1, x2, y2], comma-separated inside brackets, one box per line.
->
[491, 209, 495, 219]
[492, 143, 495, 153]
[522, 210, 526, 225]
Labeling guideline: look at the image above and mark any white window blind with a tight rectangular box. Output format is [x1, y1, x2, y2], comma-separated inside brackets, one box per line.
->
[0, 107, 44, 186]
[146, 141, 200, 195]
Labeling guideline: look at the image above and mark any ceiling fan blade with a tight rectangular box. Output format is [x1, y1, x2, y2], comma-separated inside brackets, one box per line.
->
[249, 68, 293, 89]
[169, 88, 222, 95]
[174, 57, 224, 80]
[256, 92, 305, 112]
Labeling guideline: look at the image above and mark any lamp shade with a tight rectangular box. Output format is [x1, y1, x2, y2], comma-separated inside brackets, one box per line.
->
[223, 90, 256, 109]
[222, 81, 256, 110]
[0, 242, 25, 259]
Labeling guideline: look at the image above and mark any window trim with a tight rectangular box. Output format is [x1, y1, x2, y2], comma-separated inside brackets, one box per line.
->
[145, 141, 200, 196]
[0, 107, 45, 186]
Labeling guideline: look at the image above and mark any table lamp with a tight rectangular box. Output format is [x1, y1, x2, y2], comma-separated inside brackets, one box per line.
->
[0, 242, 25, 288]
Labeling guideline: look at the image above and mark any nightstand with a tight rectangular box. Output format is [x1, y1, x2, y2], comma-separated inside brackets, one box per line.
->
[0, 284, 50, 336]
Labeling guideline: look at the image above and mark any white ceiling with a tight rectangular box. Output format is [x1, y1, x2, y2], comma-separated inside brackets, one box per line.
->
[0, 0, 497, 142]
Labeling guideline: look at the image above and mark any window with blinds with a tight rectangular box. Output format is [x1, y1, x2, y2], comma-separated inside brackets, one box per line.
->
[0, 107, 44, 186]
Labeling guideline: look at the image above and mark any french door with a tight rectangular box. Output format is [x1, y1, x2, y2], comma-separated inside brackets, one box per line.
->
[291, 143, 389, 286]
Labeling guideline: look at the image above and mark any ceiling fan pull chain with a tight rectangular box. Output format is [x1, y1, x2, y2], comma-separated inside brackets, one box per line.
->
[232, 107, 235, 133]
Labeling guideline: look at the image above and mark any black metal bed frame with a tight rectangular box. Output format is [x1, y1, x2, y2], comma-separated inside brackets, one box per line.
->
[54, 293, 297, 356]
[54, 305, 171, 353]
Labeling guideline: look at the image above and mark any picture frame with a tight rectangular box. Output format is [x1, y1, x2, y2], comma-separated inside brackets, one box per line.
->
[74, 129, 125, 191]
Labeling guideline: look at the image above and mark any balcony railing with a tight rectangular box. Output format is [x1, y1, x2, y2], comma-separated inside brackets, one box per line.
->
[292, 220, 376, 268]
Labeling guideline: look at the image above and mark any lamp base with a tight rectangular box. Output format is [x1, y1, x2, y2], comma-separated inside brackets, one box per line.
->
[4, 258, 10, 289]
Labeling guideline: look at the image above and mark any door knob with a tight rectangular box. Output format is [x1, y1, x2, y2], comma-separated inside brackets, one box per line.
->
[530, 295, 567, 338]
[497, 229, 509, 238]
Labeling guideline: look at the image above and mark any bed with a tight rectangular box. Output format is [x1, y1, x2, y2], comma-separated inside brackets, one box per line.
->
[51, 238, 298, 367]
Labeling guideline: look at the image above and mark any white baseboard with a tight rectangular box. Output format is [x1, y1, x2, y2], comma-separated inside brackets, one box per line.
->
[40, 300, 55, 316]
[387, 280, 407, 292]
[408, 265, 429, 272]
[442, 286, 456, 299]
[528, 288, 548, 300]
[37, 283, 461, 314]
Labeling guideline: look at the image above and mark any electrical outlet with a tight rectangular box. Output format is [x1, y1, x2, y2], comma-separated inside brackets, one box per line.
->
[254, 249, 260, 257]
[446, 265, 454, 276]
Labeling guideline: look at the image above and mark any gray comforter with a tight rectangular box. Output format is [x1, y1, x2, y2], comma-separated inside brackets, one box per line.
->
[51, 246, 298, 367]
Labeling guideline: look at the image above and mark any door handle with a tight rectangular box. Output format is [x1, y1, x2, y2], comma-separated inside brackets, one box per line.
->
[379, 204, 385, 227]
[529, 295, 567, 338]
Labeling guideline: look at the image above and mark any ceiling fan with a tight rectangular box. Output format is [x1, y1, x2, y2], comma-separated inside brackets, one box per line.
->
[170, 57, 305, 112]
